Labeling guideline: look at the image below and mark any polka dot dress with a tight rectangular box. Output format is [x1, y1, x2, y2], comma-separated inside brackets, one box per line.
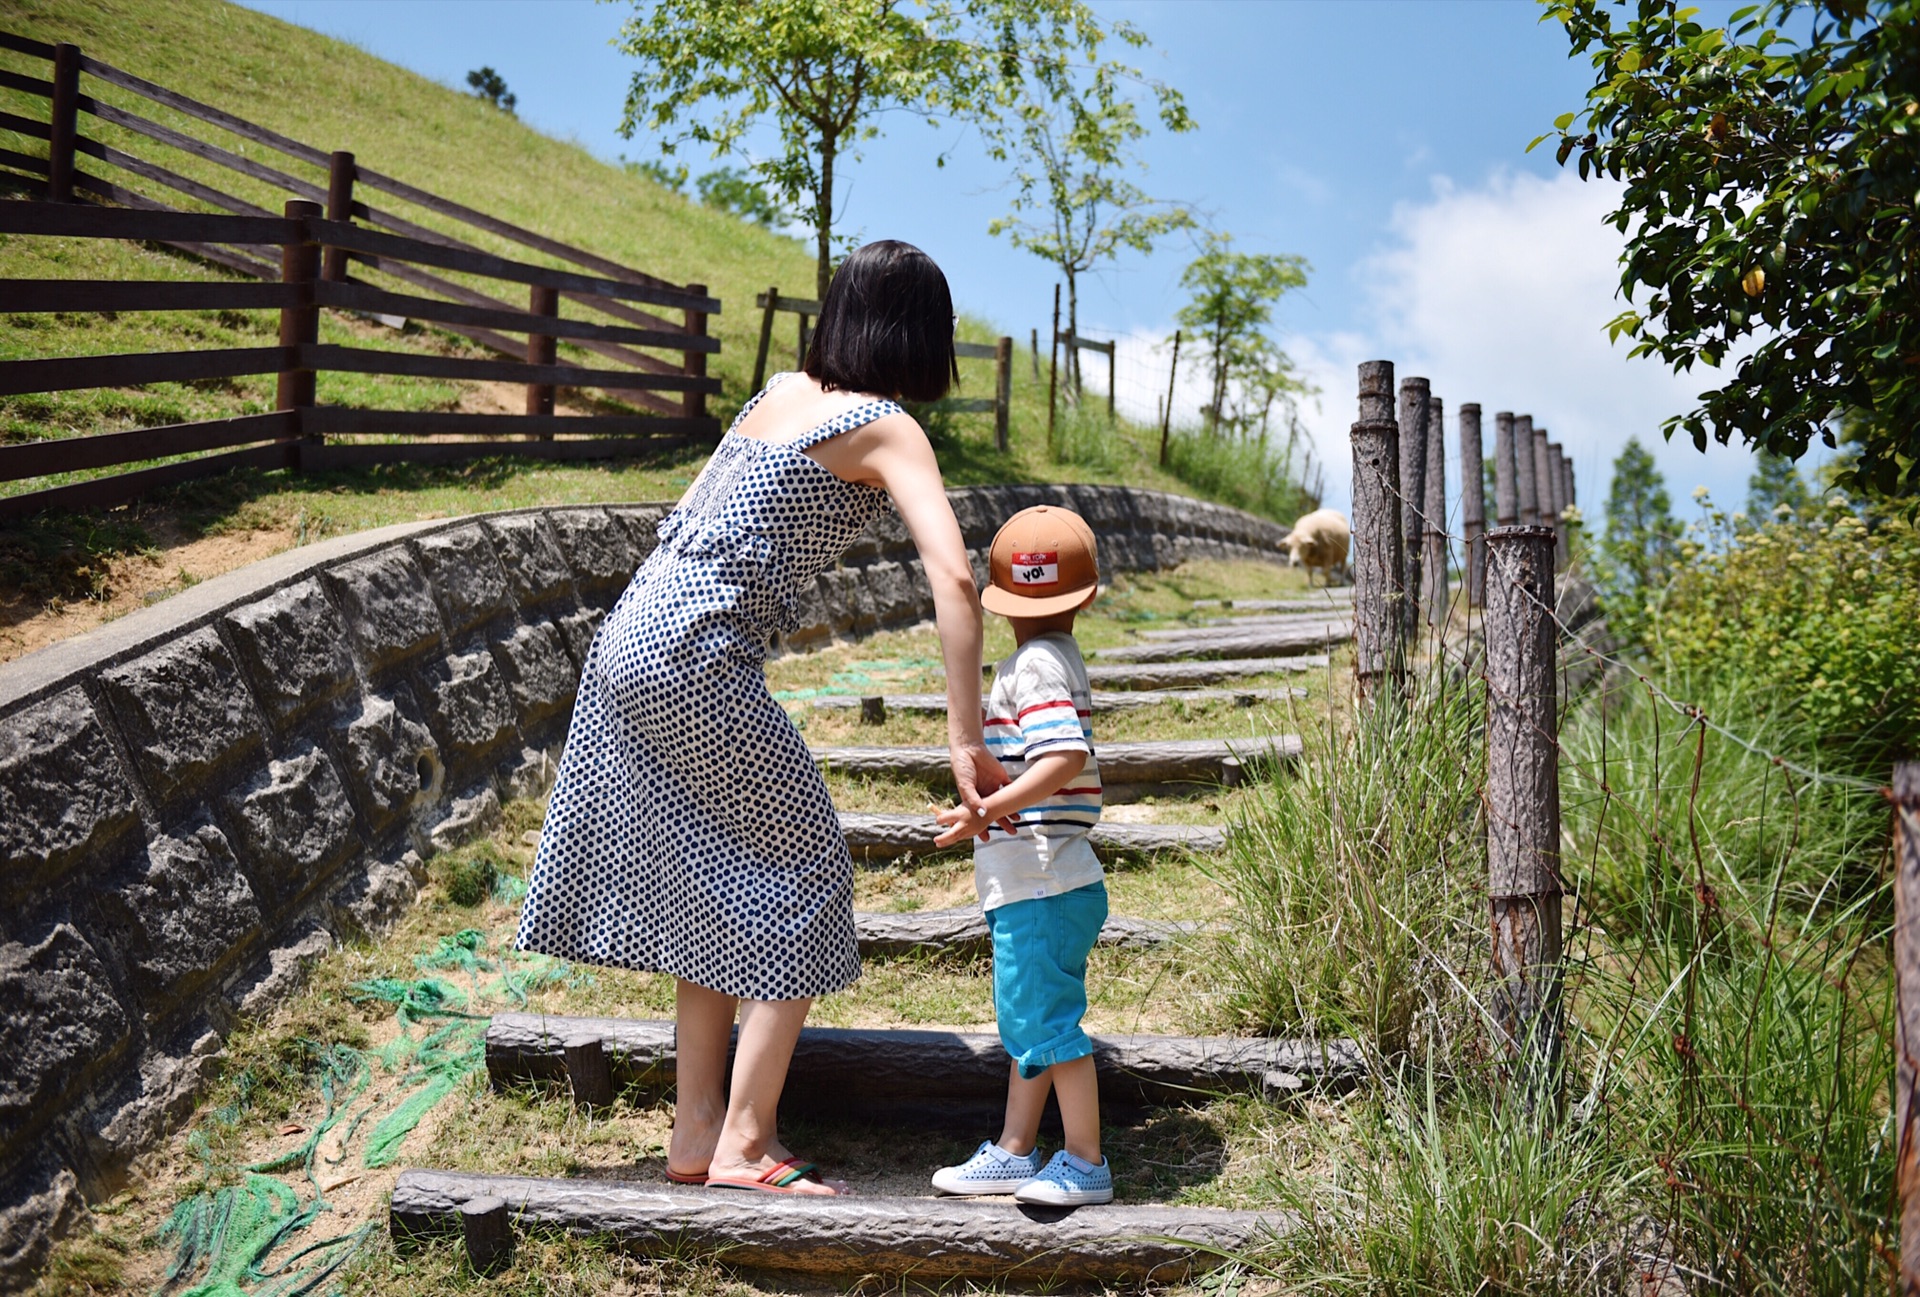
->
[515, 375, 898, 1000]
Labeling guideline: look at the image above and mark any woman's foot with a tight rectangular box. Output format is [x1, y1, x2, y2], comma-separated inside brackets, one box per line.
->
[666, 1105, 723, 1184]
[708, 1140, 850, 1196]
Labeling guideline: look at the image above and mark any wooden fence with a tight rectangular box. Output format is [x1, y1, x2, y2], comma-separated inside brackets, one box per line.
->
[0, 31, 721, 518]
[749, 288, 1013, 453]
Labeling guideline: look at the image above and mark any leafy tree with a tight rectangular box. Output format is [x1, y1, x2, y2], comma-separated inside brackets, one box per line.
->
[465, 67, 516, 114]
[984, 19, 1194, 391]
[1540, 0, 1920, 500]
[1596, 437, 1683, 647]
[695, 167, 792, 229]
[1173, 232, 1310, 436]
[1747, 449, 1814, 519]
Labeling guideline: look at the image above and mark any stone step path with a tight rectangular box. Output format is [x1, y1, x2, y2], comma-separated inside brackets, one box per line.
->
[811, 685, 1305, 715]
[391, 1169, 1292, 1283]
[841, 811, 1223, 861]
[1194, 594, 1351, 611]
[1093, 623, 1351, 664]
[1177, 613, 1357, 633]
[1083, 654, 1329, 689]
[815, 735, 1299, 786]
[853, 906, 1197, 958]
[484, 1015, 1364, 1117]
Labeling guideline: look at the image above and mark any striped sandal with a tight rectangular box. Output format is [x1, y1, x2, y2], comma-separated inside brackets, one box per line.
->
[706, 1156, 843, 1195]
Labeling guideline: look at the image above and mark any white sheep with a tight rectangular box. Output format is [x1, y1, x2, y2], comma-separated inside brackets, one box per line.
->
[1284, 508, 1350, 585]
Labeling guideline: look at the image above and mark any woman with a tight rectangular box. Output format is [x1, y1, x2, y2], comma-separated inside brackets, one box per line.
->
[515, 240, 1006, 1196]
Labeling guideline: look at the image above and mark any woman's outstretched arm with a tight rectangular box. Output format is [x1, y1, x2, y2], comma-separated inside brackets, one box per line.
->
[842, 413, 1010, 816]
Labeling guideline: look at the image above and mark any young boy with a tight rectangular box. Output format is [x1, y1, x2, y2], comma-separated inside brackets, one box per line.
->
[929, 505, 1112, 1206]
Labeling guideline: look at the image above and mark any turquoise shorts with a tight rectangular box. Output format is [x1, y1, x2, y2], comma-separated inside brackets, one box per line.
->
[985, 881, 1109, 1080]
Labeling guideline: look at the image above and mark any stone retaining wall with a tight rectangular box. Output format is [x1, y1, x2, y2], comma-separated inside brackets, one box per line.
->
[0, 484, 1286, 1281]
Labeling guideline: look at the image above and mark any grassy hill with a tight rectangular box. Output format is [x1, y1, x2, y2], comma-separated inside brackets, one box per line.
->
[0, 0, 1294, 630]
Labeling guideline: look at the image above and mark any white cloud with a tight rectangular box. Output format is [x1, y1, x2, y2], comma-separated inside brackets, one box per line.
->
[1289, 167, 1766, 521]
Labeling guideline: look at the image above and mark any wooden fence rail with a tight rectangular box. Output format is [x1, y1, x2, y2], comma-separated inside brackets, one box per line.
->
[0, 29, 726, 520]
[0, 200, 721, 520]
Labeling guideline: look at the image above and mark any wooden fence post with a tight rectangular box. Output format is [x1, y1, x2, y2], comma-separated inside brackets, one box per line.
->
[1558, 452, 1576, 561]
[1546, 439, 1568, 570]
[752, 286, 779, 393]
[1396, 376, 1430, 645]
[1030, 327, 1040, 381]
[1159, 329, 1180, 468]
[1351, 361, 1405, 700]
[1106, 339, 1116, 421]
[1514, 414, 1538, 526]
[1461, 403, 1486, 609]
[1423, 393, 1448, 629]
[796, 309, 811, 370]
[993, 335, 1012, 453]
[683, 282, 709, 422]
[1893, 762, 1920, 1296]
[1494, 411, 1518, 528]
[1533, 424, 1556, 536]
[526, 285, 558, 425]
[1046, 284, 1060, 453]
[277, 200, 321, 462]
[322, 151, 354, 282]
[1485, 524, 1564, 1101]
[47, 43, 80, 203]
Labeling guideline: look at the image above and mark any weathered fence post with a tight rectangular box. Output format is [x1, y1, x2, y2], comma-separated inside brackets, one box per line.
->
[1485, 525, 1564, 1100]
[47, 43, 80, 202]
[1160, 329, 1181, 468]
[1461, 404, 1486, 609]
[1559, 453, 1577, 562]
[526, 285, 558, 426]
[683, 282, 709, 422]
[1533, 424, 1556, 537]
[278, 200, 321, 463]
[751, 286, 779, 393]
[322, 151, 355, 282]
[1397, 376, 1430, 644]
[1047, 284, 1061, 452]
[1514, 414, 1538, 526]
[1423, 394, 1448, 629]
[1106, 339, 1116, 421]
[994, 335, 1012, 453]
[1351, 361, 1405, 700]
[1894, 762, 1920, 1296]
[1546, 439, 1569, 570]
[1030, 327, 1040, 381]
[1493, 411, 1517, 528]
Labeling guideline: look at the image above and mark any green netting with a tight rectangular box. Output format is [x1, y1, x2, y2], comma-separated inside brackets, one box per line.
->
[771, 656, 941, 701]
[156, 1174, 368, 1297]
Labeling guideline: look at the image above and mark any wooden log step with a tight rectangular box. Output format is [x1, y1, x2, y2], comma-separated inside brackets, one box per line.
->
[486, 1015, 1364, 1121]
[854, 906, 1199, 958]
[813, 735, 1300, 786]
[1193, 594, 1350, 611]
[391, 1169, 1291, 1281]
[1093, 623, 1351, 664]
[811, 686, 1304, 715]
[841, 811, 1223, 861]
[1082, 655, 1329, 689]
[1128, 613, 1359, 640]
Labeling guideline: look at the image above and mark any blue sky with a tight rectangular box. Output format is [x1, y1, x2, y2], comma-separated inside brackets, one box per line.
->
[239, 0, 1782, 519]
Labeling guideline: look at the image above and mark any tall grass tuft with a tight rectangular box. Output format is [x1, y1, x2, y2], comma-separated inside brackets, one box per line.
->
[1049, 402, 1132, 474]
[1206, 664, 1895, 1293]
[1163, 427, 1314, 525]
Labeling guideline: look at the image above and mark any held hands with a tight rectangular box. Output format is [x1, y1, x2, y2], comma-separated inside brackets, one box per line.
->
[938, 741, 1016, 848]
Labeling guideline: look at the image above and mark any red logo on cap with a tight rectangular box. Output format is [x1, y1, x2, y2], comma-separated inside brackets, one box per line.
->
[1010, 551, 1059, 586]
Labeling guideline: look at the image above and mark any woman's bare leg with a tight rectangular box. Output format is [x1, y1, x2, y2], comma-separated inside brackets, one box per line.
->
[670, 979, 737, 1177]
[707, 996, 847, 1194]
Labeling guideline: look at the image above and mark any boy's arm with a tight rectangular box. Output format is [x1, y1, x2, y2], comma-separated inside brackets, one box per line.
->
[933, 749, 1086, 848]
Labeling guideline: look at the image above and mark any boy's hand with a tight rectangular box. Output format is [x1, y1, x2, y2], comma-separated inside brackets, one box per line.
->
[932, 801, 995, 849]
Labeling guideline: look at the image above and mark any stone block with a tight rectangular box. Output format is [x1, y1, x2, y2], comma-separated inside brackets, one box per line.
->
[0, 924, 131, 1151]
[605, 505, 670, 563]
[0, 1164, 82, 1292]
[548, 509, 635, 591]
[556, 607, 603, 667]
[427, 784, 501, 854]
[414, 524, 512, 634]
[223, 745, 358, 906]
[788, 578, 830, 645]
[223, 579, 355, 733]
[419, 647, 517, 764]
[492, 619, 576, 727]
[228, 924, 333, 1019]
[484, 514, 573, 607]
[339, 689, 441, 840]
[499, 744, 560, 801]
[0, 689, 141, 902]
[85, 1024, 222, 1170]
[89, 823, 261, 1020]
[330, 851, 423, 938]
[99, 627, 264, 812]
[323, 547, 443, 673]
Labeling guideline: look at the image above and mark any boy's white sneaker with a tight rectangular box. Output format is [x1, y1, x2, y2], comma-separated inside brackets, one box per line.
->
[1013, 1150, 1114, 1206]
[931, 1141, 1045, 1195]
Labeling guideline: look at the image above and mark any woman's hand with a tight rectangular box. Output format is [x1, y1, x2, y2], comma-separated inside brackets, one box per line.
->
[949, 739, 1013, 827]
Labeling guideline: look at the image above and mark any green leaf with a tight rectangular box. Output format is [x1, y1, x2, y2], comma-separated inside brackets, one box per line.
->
[1554, 111, 1577, 130]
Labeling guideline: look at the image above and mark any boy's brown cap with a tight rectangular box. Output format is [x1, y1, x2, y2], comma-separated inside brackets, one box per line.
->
[981, 505, 1099, 617]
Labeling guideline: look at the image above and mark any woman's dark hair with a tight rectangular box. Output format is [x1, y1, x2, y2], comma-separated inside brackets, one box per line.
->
[803, 240, 958, 402]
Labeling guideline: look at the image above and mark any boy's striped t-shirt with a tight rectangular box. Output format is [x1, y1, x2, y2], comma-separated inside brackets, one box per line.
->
[973, 632, 1104, 911]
